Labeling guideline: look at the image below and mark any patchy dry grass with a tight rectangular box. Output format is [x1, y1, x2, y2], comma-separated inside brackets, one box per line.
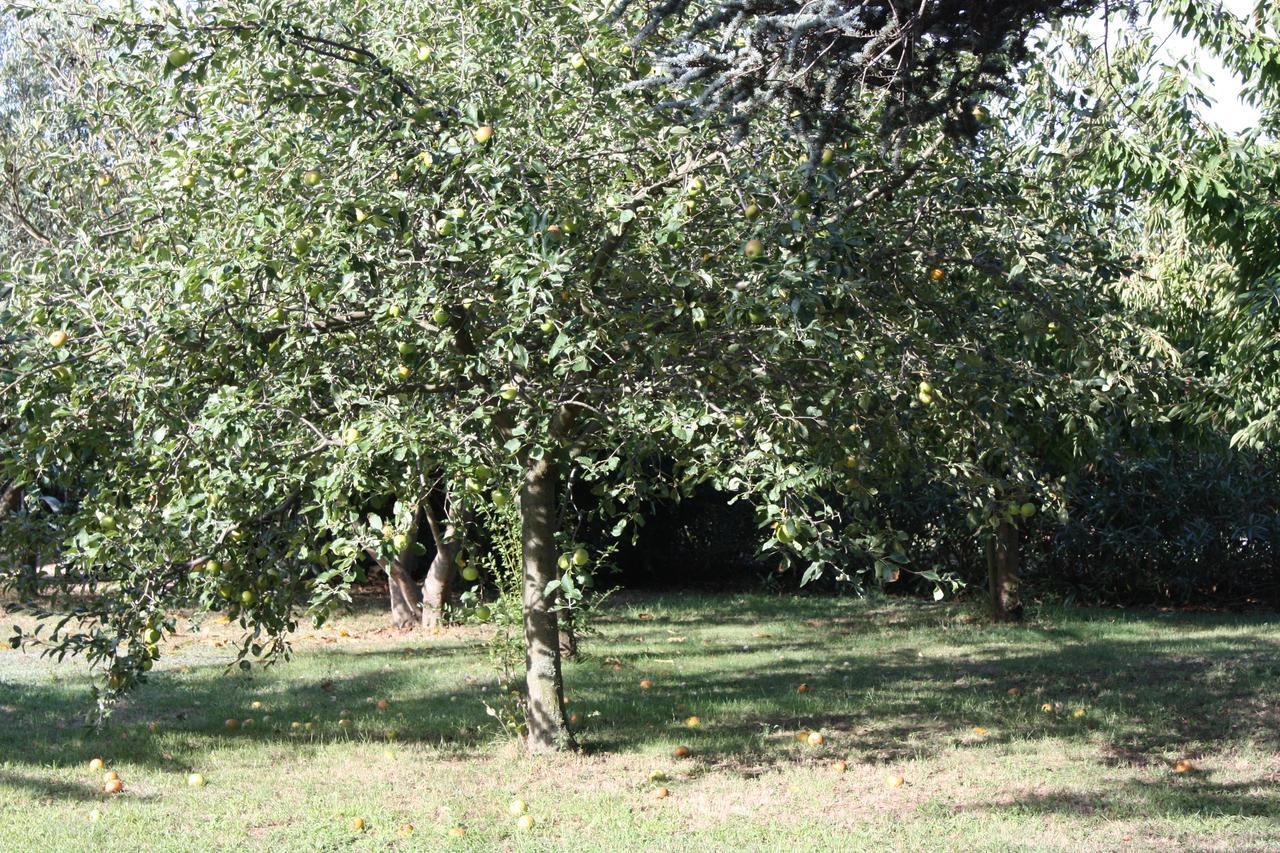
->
[0, 592, 1277, 851]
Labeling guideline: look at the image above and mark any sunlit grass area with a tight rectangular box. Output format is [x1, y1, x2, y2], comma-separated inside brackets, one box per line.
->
[1, 593, 1277, 850]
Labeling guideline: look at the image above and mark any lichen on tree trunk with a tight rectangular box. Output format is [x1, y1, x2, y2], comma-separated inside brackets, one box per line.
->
[519, 455, 575, 752]
[987, 519, 1024, 622]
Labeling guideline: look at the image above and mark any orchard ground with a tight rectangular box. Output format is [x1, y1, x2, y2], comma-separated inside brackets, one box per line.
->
[1, 593, 1277, 851]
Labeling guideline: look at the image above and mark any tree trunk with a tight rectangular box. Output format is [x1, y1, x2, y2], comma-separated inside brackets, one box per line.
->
[559, 625, 578, 660]
[420, 499, 458, 629]
[387, 510, 423, 630]
[987, 519, 1023, 622]
[0, 480, 19, 518]
[519, 455, 575, 752]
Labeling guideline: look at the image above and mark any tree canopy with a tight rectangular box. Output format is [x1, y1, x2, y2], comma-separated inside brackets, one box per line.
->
[0, 0, 1265, 750]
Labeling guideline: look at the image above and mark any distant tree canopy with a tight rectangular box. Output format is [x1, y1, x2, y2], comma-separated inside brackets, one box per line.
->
[620, 0, 1103, 137]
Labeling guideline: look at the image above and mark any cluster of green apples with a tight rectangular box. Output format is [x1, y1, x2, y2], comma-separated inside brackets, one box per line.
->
[190, 550, 291, 619]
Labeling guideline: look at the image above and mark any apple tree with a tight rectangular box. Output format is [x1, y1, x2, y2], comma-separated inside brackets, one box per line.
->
[1, 0, 1168, 750]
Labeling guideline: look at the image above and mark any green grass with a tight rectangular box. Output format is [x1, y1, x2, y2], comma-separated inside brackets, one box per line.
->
[1, 593, 1278, 851]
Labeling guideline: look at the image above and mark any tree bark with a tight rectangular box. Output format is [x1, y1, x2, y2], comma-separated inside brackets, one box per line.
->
[0, 480, 19, 518]
[387, 510, 423, 630]
[519, 455, 575, 752]
[987, 519, 1023, 622]
[420, 499, 458, 629]
[559, 625, 578, 660]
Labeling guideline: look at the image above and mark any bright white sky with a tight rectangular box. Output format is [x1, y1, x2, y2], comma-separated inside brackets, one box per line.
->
[1089, 0, 1262, 134]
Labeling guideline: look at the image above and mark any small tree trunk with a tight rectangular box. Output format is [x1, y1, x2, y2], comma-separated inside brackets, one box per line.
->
[0, 480, 19, 518]
[559, 625, 578, 660]
[987, 519, 1023, 622]
[387, 512, 422, 630]
[519, 456, 575, 752]
[420, 499, 458, 629]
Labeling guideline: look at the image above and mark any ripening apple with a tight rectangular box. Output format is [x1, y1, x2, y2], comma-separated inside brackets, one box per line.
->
[396, 364, 411, 380]
[474, 605, 492, 621]
[1019, 502, 1036, 519]
[89, 758, 105, 772]
[461, 566, 479, 582]
[48, 329, 69, 348]
[539, 318, 555, 332]
[972, 104, 991, 124]
[167, 47, 194, 69]
[416, 44, 432, 62]
[392, 533, 409, 552]
[516, 815, 535, 831]
[344, 427, 361, 445]
[744, 202, 761, 220]
[572, 547, 589, 567]
[507, 798, 528, 816]
[97, 173, 113, 188]
[396, 341, 415, 356]
[187, 773, 206, 787]
[499, 384, 518, 401]
[491, 490, 510, 508]
[290, 236, 311, 256]
[96, 512, 117, 532]
[180, 174, 197, 190]
[929, 267, 945, 281]
[301, 169, 322, 187]
[917, 390, 934, 406]
[473, 125, 494, 144]
[557, 554, 571, 571]
[743, 239, 764, 260]
[687, 176, 705, 196]
[820, 147, 835, 166]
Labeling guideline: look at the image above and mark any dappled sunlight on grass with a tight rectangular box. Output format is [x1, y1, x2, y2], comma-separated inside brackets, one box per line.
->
[0, 592, 1277, 850]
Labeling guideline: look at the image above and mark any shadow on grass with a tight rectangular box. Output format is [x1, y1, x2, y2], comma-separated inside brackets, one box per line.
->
[976, 778, 1280, 820]
[1, 591, 1277, 822]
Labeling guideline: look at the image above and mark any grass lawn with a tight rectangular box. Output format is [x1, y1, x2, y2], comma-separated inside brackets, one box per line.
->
[1, 592, 1277, 851]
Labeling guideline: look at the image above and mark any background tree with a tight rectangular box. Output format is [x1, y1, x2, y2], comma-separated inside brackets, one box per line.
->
[619, 0, 1102, 138]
